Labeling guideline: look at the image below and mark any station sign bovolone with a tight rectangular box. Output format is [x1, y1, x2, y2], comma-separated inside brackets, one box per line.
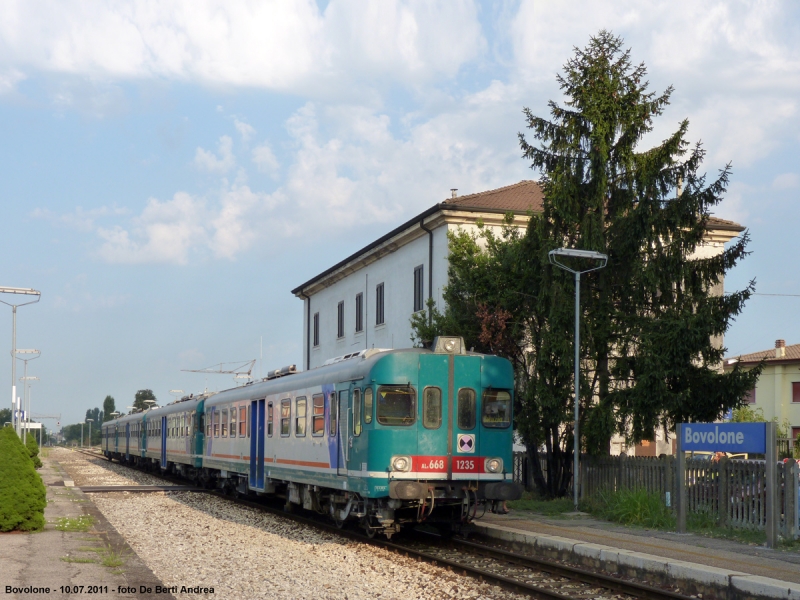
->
[680, 422, 766, 453]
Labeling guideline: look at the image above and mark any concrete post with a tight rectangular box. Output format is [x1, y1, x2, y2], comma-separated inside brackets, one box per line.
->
[677, 424, 686, 533]
[766, 421, 777, 548]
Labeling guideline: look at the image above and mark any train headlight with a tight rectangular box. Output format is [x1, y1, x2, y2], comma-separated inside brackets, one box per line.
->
[391, 456, 411, 472]
[484, 458, 503, 473]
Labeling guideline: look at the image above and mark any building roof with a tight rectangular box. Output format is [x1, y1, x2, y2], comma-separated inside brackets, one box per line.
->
[726, 343, 800, 366]
[443, 180, 544, 213]
[292, 179, 745, 296]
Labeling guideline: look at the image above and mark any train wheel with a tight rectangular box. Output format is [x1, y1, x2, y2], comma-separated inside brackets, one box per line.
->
[333, 513, 345, 529]
[361, 517, 376, 538]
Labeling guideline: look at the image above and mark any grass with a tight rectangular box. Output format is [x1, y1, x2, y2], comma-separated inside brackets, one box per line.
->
[508, 493, 576, 516]
[584, 488, 675, 529]
[54, 515, 94, 532]
[101, 549, 124, 568]
[60, 556, 97, 564]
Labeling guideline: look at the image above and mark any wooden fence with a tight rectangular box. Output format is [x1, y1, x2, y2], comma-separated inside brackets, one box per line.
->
[577, 455, 800, 539]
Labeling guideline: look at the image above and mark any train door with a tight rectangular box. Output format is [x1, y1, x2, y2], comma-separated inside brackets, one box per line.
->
[337, 388, 349, 476]
[160, 415, 167, 468]
[249, 399, 265, 489]
[452, 355, 482, 477]
[125, 423, 130, 461]
[418, 353, 450, 478]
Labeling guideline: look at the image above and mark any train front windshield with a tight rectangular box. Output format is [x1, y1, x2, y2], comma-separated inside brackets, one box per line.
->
[377, 385, 416, 425]
[482, 390, 512, 428]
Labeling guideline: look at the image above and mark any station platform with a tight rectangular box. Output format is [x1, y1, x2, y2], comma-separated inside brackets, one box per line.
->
[0, 451, 168, 600]
[474, 511, 800, 599]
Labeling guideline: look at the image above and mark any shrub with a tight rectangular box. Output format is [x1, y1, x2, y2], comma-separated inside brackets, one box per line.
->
[25, 433, 42, 469]
[0, 426, 47, 531]
[589, 488, 675, 529]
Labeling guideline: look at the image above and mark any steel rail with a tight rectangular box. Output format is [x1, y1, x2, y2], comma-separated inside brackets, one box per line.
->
[73, 449, 692, 600]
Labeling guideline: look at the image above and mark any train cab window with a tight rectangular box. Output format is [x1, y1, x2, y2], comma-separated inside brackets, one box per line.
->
[222, 408, 229, 437]
[295, 397, 307, 437]
[377, 385, 416, 426]
[312, 394, 324, 436]
[353, 389, 362, 436]
[213, 410, 220, 438]
[364, 388, 373, 424]
[329, 392, 337, 436]
[423, 387, 442, 429]
[230, 407, 237, 438]
[239, 406, 247, 437]
[267, 401, 274, 437]
[482, 390, 512, 428]
[280, 399, 291, 436]
[457, 388, 476, 430]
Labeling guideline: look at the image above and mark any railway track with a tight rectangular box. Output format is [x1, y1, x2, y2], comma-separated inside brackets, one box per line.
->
[72, 448, 693, 600]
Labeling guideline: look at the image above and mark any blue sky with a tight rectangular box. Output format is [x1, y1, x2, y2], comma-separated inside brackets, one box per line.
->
[0, 0, 798, 427]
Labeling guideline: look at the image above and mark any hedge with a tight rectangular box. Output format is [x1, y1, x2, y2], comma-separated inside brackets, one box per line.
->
[25, 433, 42, 469]
[0, 426, 46, 531]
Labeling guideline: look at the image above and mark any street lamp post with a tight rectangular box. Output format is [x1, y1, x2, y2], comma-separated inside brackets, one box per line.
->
[17, 348, 40, 445]
[80, 422, 84, 448]
[86, 418, 94, 448]
[0, 287, 41, 437]
[549, 248, 608, 511]
[20, 375, 39, 445]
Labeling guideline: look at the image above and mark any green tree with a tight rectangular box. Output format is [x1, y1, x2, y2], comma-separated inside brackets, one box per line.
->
[102, 395, 116, 422]
[415, 31, 761, 498]
[0, 426, 46, 531]
[133, 389, 156, 411]
[25, 433, 42, 469]
[0, 408, 11, 427]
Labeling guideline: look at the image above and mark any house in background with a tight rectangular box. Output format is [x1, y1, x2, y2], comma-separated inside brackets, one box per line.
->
[724, 339, 800, 443]
[291, 179, 746, 455]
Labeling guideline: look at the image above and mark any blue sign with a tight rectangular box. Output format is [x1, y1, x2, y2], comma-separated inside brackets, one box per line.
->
[680, 422, 766, 453]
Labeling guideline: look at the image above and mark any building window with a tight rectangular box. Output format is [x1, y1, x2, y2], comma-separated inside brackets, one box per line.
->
[313, 312, 320, 347]
[337, 301, 344, 338]
[745, 388, 756, 404]
[413, 265, 424, 312]
[355, 292, 363, 333]
[793, 382, 800, 403]
[793, 426, 800, 442]
[376, 282, 385, 325]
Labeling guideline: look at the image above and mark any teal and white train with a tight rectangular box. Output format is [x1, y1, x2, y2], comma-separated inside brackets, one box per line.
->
[102, 337, 522, 537]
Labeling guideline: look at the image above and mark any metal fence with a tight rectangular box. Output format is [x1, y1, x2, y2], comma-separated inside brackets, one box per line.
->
[576, 455, 800, 539]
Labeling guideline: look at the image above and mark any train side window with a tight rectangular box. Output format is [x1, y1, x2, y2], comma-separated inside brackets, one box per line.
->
[329, 392, 337, 436]
[353, 389, 362, 436]
[482, 390, 512, 428]
[457, 388, 476, 430]
[267, 401, 274, 437]
[206, 413, 211, 438]
[295, 397, 307, 437]
[213, 410, 220, 438]
[247, 405, 251, 438]
[230, 407, 237, 438]
[239, 406, 247, 437]
[221, 408, 229, 437]
[280, 399, 291, 436]
[363, 388, 373, 424]
[312, 394, 324, 436]
[423, 387, 442, 429]
[377, 385, 416, 426]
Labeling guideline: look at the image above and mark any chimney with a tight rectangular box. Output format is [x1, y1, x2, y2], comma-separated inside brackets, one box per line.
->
[775, 339, 786, 358]
[450, 188, 458, 198]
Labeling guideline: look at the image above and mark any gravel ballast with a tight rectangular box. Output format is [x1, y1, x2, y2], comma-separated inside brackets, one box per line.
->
[54, 449, 530, 599]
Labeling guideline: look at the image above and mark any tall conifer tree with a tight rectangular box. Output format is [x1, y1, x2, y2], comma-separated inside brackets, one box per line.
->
[415, 31, 761, 497]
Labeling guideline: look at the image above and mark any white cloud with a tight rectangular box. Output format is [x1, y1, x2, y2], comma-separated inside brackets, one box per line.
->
[234, 118, 255, 143]
[252, 142, 280, 177]
[194, 135, 235, 173]
[30, 205, 129, 231]
[772, 173, 799, 190]
[0, 1, 484, 94]
[96, 192, 207, 264]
